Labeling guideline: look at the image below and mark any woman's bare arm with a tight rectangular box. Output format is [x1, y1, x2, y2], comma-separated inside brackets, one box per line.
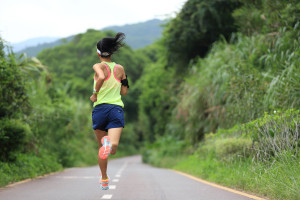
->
[119, 65, 128, 96]
[90, 63, 105, 102]
[93, 63, 105, 92]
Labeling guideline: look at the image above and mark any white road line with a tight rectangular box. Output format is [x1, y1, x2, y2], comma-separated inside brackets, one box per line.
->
[101, 194, 113, 199]
[82, 176, 96, 179]
[112, 179, 119, 182]
[109, 185, 116, 189]
[115, 174, 121, 178]
[55, 176, 97, 179]
[116, 161, 128, 175]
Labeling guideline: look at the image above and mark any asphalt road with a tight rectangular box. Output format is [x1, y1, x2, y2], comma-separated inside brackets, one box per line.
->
[0, 155, 262, 200]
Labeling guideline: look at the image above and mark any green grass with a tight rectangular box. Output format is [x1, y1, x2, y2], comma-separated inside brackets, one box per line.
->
[158, 150, 300, 200]
[143, 110, 300, 200]
[0, 152, 63, 187]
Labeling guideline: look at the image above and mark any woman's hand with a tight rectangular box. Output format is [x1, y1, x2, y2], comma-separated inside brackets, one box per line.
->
[90, 94, 97, 102]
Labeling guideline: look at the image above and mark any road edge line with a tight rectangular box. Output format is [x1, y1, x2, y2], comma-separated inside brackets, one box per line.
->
[4, 170, 64, 188]
[170, 169, 266, 200]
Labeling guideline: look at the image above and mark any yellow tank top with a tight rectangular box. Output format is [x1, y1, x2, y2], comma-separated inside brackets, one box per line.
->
[93, 61, 124, 108]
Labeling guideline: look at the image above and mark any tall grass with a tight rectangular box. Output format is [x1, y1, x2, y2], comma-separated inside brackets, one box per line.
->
[167, 25, 300, 144]
[144, 110, 300, 200]
[246, 110, 300, 161]
[173, 150, 299, 200]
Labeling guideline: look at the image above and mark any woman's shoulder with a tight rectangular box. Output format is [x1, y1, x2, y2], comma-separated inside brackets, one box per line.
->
[93, 63, 106, 70]
[116, 64, 124, 70]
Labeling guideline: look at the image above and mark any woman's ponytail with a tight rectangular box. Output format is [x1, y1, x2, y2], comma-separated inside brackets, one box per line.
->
[97, 32, 126, 57]
[111, 32, 125, 52]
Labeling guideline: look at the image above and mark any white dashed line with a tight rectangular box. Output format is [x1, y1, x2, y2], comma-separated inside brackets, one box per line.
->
[82, 176, 96, 179]
[55, 176, 97, 179]
[116, 161, 128, 175]
[109, 185, 116, 189]
[112, 179, 119, 182]
[101, 194, 113, 199]
[115, 174, 121, 178]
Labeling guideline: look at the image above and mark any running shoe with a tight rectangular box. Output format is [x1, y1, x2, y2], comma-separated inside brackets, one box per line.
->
[99, 136, 111, 160]
[100, 175, 110, 190]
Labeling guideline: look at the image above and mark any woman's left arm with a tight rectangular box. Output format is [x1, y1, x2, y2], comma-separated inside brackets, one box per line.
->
[120, 66, 128, 96]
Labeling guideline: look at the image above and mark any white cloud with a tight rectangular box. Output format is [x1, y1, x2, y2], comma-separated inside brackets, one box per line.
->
[0, 0, 187, 43]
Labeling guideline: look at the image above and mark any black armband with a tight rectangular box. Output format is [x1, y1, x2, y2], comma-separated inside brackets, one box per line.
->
[121, 75, 129, 88]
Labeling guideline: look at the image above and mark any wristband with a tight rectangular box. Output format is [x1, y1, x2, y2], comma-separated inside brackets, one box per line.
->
[93, 89, 99, 94]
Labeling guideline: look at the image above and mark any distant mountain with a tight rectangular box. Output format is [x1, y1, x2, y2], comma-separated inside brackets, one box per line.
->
[12, 37, 60, 52]
[17, 36, 74, 57]
[16, 19, 165, 57]
[103, 19, 165, 49]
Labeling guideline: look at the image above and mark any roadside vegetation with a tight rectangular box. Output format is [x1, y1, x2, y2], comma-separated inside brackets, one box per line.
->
[1, 0, 299, 199]
[140, 0, 300, 200]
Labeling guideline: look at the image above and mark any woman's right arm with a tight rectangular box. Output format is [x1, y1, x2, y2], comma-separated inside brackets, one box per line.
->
[90, 64, 105, 102]
[93, 64, 105, 92]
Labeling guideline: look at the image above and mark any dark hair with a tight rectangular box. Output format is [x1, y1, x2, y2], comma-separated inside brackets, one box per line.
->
[96, 32, 125, 57]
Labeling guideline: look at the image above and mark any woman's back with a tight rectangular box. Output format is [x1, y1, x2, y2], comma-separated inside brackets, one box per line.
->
[93, 61, 124, 108]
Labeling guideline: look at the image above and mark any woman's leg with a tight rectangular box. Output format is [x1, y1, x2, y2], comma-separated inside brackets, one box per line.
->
[108, 127, 123, 155]
[94, 129, 108, 179]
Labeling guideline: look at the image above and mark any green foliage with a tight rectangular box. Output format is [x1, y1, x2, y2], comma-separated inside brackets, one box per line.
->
[173, 150, 300, 200]
[167, 25, 300, 144]
[163, 0, 241, 72]
[0, 38, 99, 186]
[233, 0, 300, 35]
[143, 109, 300, 200]
[0, 119, 33, 161]
[0, 50, 30, 118]
[215, 137, 252, 161]
[27, 73, 97, 167]
[142, 135, 187, 167]
[138, 62, 176, 142]
[245, 109, 300, 161]
[0, 152, 62, 187]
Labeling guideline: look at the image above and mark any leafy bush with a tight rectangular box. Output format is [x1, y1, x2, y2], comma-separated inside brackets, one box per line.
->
[142, 135, 187, 167]
[215, 137, 252, 161]
[245, 109, 300, 161]
[138, 62, 176, 142]
[0, 38, 99, 186]
[27, 75, 97, 167]
[0, 48, 30, 118]
[0, 119, 33, 162]
[203, 109, 300, 162]
[0, 152, 62, 187]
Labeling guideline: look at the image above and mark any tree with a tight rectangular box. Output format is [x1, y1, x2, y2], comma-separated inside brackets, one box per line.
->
[163, 0, 241, 73]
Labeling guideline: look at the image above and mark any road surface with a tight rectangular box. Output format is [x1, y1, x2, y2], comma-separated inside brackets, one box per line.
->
[0, 155, 263, 200]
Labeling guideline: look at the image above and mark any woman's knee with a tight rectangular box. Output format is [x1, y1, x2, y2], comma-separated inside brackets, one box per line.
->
[110, 144, 118, 155]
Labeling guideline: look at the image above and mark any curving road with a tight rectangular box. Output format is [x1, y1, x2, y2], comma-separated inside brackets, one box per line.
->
[0, 155, 264, 200]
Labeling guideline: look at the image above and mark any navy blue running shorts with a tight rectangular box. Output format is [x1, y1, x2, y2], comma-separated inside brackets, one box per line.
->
[92, 104, 125, 132]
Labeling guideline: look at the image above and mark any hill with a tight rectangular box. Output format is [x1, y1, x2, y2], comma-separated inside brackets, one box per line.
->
[17, 19, 164, 57]
[11, 37, 60, 52]
[103, 19, 165, 49]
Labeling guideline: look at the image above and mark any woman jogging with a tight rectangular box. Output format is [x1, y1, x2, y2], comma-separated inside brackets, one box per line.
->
[90, 32, 129, 190]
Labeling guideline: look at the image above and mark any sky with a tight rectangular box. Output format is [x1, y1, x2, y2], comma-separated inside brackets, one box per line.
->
[0, 0, 187, 43]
